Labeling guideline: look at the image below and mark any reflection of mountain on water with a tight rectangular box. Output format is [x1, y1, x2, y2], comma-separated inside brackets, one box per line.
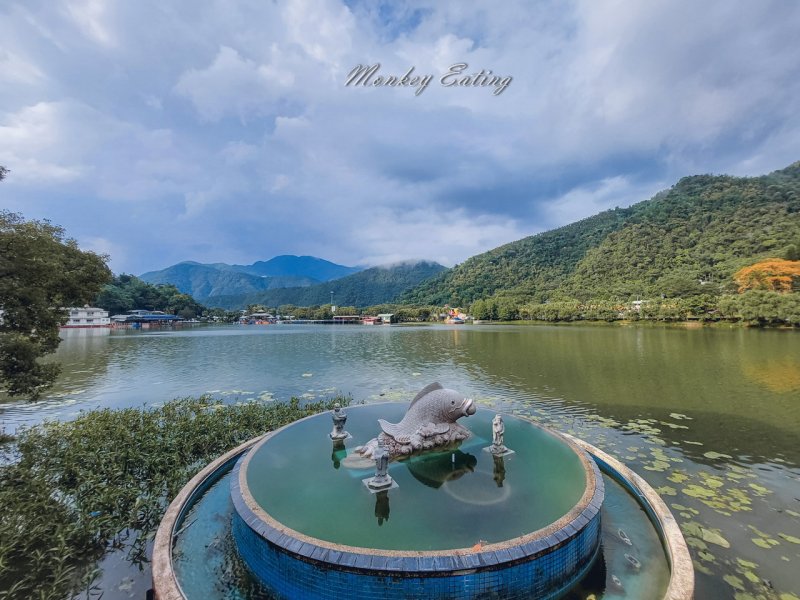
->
[405, 449, 477, 489]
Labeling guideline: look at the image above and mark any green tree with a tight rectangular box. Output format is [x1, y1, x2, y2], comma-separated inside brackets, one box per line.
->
[0, 211, 111, 398]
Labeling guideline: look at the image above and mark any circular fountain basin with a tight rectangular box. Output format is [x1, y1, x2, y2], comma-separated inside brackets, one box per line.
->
[230, 404, 603, 599]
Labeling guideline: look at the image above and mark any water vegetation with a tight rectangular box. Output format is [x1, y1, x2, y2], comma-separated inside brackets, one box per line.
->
[0, 394, 349, 600]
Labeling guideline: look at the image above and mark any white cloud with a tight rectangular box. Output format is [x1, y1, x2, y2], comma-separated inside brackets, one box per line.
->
[282, 0, 355, 69]
[0, 49, 46, 85]
[174, 45, 295, 121]
[1, 0, 799, 275]
[65, 0, 115, 46]
[543, 177, 667, 229]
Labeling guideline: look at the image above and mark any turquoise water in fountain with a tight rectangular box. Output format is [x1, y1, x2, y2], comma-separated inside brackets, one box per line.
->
[244, 405, 586, 550]
[173, 453, 670, 599]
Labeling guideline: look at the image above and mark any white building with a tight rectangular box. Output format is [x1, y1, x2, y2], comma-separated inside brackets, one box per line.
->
[62, 306, 111, 328]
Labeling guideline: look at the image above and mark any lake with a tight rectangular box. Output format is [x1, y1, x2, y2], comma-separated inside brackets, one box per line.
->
[2, 323, 799, 599]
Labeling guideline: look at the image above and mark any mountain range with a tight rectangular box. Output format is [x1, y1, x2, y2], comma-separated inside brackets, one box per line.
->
[139, 255, 361, 303]
[402, 161, 800, 306]
[206, 261, 447, 310]
[140, 162, 800, 312]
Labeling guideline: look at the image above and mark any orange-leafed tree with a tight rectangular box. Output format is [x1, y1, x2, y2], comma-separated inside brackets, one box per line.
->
[733, 259, 800, 293]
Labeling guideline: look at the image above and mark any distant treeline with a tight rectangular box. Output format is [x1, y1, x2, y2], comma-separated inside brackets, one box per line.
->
[95, 274, 239, 321]
[469, 290, 800, 326]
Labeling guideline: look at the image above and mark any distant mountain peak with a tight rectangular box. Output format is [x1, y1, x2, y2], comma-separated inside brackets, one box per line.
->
[139, 255, 364, 302]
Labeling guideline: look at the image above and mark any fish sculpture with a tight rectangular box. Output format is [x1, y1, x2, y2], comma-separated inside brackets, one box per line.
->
[353, 383, 476, 460]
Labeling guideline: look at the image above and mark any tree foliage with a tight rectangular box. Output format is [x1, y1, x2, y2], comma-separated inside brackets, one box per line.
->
[94, 274, 206, 319]
[403, 161, 800, 306]
[208, 261, 446, 310]
[0, 211, 111, 398]
[733, 259, 800, 293]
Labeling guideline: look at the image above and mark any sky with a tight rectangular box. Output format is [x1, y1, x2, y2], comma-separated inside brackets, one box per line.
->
[1, 1, 799, 275]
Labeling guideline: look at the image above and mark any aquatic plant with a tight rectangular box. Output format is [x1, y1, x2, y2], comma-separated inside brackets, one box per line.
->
[0, 394, 349, 600]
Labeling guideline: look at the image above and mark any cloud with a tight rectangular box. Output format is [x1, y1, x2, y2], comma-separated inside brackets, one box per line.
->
[65, 0, 115, 46]
[174, 45, 295, 121]
[542, 176, 667, 229]
[1, 0, 799, 275]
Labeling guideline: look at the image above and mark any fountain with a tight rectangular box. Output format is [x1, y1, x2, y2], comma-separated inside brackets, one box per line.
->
[152, 384, 694, 599]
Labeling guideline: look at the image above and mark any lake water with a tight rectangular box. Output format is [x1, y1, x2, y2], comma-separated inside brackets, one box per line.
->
[2, 323, 799, 599]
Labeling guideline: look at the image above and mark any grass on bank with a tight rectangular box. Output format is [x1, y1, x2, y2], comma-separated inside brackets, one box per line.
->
[0, 394, 350, 600]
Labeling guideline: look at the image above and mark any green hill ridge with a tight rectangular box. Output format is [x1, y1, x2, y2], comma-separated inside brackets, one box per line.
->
[402, 161, 800, 306]
[208, 261, 446, 310]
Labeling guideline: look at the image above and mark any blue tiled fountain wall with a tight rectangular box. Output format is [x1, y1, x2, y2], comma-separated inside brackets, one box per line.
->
[230, 456, 604, 600]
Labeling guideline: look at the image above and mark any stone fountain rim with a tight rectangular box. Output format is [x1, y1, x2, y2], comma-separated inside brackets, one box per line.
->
[234, 403, 602, 561]
[151, 401, 695, 600]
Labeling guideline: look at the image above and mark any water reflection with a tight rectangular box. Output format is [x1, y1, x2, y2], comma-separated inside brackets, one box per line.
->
[330, 440, 346, 470]
[405, 449, 477, 489]
[492, 455, 506, 487]
[374, 491, 390, 526]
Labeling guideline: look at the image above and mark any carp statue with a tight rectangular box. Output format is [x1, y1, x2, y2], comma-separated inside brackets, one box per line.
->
[353, 383, 476, 461]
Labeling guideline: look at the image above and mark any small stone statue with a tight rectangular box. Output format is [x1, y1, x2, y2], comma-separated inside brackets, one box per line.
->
[365, 439, 396, 491]
[484, 414, 514, 457]
[329, 403, 350, 440]
[492, 414, 505, 449]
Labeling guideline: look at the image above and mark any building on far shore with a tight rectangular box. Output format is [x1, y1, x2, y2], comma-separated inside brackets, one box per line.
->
[62, 306, 111, 328]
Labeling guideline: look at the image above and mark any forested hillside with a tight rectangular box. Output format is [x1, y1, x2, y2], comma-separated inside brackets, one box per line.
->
[562, 167, 800, 300]
[139, 261, 318, 301]
[95, 274, 206, 319]
[403, 162, 800, 306]
[208, 261, 446, 310]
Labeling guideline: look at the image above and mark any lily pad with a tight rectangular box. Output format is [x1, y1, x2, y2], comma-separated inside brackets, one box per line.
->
[669, 412, 692, 420]
[723, 574, 745, 591]
[685, 536, 708, 551]
[683, 485, 716, 499]
[644, 460, 671, 472]
[736, 558, 758, 568]
[698, 550, 716, 562]
[668, 472, 689, 484]
[740, 569, 760, 583]
[701, 527, 730, 548]
[747, 483, 771, 496]
[693, 561, 713, 576]
[703, 451, 732, 460]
